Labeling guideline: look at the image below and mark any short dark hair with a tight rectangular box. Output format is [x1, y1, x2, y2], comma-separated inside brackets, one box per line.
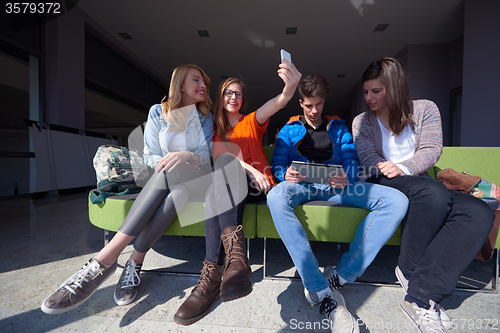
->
[298, 75, 329, 100]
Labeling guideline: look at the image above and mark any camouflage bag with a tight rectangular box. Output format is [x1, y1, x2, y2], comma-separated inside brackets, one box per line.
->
[90, 145, 149, 204]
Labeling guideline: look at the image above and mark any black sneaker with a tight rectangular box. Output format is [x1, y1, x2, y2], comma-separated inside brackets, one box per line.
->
[114, 260, 142, 306]
[41, 258, 117, 314]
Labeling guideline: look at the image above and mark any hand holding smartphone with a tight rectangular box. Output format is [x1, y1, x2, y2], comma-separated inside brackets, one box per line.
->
[280, 49, 292, 63]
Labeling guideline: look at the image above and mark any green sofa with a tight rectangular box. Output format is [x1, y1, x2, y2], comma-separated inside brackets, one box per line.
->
[88, 146, 500, 285]
[257, 146, 500, 248]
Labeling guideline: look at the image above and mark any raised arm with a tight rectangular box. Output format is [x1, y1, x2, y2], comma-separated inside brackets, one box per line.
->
[255, 60, 301, 125]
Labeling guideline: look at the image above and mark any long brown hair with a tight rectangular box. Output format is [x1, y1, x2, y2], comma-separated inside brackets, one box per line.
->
[213, 77, 247, 142]
[362, 57, 412, 136]
[161, 64, 212, 130]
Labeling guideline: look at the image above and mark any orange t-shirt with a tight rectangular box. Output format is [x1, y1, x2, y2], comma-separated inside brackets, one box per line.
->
[213, 111, 276, 186]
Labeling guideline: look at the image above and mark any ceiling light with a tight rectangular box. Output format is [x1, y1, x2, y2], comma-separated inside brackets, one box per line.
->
[336, 74, 345, 78]
[373, 24, 389, 32]
[118, 33, 132, 40]
[197, 30, 210, 37]
[286, 27, 297, 35]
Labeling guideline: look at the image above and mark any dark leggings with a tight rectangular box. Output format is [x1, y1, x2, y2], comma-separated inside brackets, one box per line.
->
[367, 174, 494, 303]
[119, 164, 210, 253]
[204, 154, 266, 265]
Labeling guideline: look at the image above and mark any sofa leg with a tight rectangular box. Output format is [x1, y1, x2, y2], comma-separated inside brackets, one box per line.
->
[494, 249, 499, 293]
[263, 237, 267, 279]
[104, 230, 109, 246]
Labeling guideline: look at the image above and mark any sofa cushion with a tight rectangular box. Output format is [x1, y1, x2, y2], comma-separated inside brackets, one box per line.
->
[88, 194, 257, 238]
[256, 201, 402, 245]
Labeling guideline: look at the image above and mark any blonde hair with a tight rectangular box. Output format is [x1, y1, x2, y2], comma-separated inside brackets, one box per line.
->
[161, 64, 212, 131]
[213, 77, 247, 141]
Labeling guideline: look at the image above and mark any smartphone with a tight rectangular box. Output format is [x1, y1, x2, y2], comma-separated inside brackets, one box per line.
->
[280, 49, 292, 64]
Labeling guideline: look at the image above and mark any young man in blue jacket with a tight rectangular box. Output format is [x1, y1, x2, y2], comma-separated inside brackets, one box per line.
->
[266, 75, 408, 333]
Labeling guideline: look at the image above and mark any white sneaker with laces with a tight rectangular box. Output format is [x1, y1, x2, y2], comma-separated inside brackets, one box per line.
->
[400, 298, 445, 333]
[319, 288, 359, 333]
[304, 266, 344, 305]
[395, 266, 452, 329]
[324, 266, 344, 290]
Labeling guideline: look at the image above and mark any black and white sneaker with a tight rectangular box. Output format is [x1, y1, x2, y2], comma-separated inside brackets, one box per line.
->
[304, 266, 343, 305]
[324, 266, 344, 291]
[319, 289, 359, 333]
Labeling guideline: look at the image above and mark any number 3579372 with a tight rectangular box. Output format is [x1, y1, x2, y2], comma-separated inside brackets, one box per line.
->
[6, 2, 61, 14]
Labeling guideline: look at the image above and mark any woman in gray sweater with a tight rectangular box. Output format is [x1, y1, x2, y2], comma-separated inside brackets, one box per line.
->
[352, 57, 493, 333]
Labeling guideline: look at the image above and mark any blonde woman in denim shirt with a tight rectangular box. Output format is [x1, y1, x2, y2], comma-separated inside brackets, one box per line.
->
[42, 64, 214, 314]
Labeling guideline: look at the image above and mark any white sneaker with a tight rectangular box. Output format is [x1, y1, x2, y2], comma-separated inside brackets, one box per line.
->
[319, 288, 359, 333]
[324, 266, 344, 290]
[304, 266, 344, 305]
[395, 266, 452, 329]
[304, 286, 321, 305]
[400, 298, 445, 333]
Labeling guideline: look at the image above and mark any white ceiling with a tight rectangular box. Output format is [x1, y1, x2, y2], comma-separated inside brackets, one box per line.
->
[77, 0, 464, 129]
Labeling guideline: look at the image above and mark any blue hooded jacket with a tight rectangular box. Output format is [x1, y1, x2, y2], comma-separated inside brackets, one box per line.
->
[271, 115, 360, 184]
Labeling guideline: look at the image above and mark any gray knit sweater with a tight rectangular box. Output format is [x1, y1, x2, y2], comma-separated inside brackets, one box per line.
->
[352, 99, 443, 176]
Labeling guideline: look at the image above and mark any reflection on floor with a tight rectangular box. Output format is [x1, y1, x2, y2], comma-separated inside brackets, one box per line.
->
[0, 191, 498, 332]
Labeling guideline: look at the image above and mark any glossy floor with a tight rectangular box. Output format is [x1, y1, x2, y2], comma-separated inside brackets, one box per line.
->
[0, 191, 498, 332]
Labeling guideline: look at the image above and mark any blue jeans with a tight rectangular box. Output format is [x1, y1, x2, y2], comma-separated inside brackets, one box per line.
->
[266, 181, 408, 293]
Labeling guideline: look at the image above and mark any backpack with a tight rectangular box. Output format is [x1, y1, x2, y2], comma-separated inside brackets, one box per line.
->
[89, 145, 150, 204]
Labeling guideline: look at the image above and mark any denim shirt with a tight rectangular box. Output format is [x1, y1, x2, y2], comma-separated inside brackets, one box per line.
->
[143, 104, 214, 169]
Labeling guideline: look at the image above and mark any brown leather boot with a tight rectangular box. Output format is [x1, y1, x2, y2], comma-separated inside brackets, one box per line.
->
[174, 259, 222, 325]
[220, 225, 252, 301]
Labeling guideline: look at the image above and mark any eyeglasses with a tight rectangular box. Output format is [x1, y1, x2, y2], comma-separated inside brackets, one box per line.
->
[223, 89, 244, 99]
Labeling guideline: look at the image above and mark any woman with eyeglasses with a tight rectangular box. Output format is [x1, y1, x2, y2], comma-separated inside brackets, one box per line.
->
[174, 60, 301, 325]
